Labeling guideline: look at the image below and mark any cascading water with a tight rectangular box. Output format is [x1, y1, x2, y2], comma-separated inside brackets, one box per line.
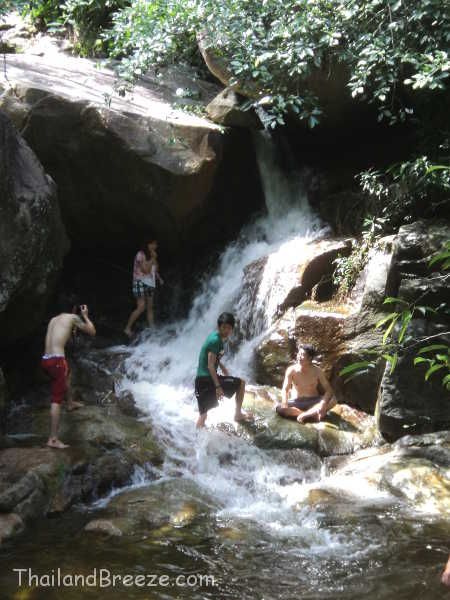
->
[118, 133, 388, 542]
[0, 133, 447, 600]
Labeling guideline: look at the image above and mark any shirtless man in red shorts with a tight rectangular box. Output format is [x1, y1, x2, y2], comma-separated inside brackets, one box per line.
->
[41, 305, 96, 449]
[276, 345, 336, 423]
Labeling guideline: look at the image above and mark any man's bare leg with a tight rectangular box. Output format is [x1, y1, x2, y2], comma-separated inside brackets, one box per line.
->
[234, 379, 253, 422]
[276, 405, 302, 419]
[196, 413, 208, 428]
[65, 371, 83, 411]
[297, 397, 337, 423]
[47, 403, 69, 449]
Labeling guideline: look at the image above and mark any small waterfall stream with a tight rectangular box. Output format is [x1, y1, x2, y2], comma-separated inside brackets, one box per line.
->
[0, 133, 447, 600]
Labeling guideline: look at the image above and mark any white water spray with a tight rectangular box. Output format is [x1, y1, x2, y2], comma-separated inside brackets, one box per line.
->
[116, 133, 391, 548]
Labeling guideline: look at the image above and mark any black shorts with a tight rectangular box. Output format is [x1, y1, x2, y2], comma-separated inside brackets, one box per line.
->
[288, 396, 321, 410]
[133, 280, 154, 298]
[194, 375, 242, 415]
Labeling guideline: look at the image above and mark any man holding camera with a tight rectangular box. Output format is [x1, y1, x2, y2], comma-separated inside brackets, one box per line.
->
[41, 305, 96, 449]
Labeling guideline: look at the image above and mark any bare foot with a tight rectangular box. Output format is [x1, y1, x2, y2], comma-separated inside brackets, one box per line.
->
[124, 328, 132, 338]
[297, 411, 321, 424]
[47, 438, 69, 449]
[234, 411, 254, 423]
[66, 401, 84, 412]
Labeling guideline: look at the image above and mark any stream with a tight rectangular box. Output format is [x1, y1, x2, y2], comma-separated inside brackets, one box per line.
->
[0, 133, 448, 600]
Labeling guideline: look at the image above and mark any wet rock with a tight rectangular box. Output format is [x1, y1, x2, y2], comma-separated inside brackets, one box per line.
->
[242, 386, 376, 456]
[0, 447, 70, 521]
[330, 435, 450, 515]
[91, 479, 216, 538]
[84, 519, 123, 537]
[0, 513, 24, 545]
[0, 111, 69, 348]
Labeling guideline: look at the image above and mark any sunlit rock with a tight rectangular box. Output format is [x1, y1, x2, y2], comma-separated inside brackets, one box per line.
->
[242, 385, 376, 456]
[84, 519, 124, 537]
[328, 432, 450, 515]
[0, 50, 262, 257]
[206, 88, 261, 128]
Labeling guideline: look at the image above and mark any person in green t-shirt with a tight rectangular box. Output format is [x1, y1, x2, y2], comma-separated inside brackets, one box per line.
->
[194, 312, 253, 428]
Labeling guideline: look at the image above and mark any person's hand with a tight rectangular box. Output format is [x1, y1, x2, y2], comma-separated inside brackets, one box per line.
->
[159, 277, 164, 285]
[216, 386, 224, 400]
[80, 305, 88, 318]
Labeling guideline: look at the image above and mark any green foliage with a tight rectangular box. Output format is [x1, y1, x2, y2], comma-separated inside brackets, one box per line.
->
[358, 156, 450, 230]
[21, 0, 61, 29]
[339, 241, 450, 389]
[21, 0, 128, 55]
[101, 0, 450, 128]
[333, 216, 384, 296]
[0, 1, 27, 18]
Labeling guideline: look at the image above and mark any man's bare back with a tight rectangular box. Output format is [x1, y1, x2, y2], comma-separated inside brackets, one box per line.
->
[44, 308, 96, 356]
[42, 306, 95, 449]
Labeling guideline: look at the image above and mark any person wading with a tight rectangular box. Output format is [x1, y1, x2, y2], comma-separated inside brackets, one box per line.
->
[124, 239, 163, 337]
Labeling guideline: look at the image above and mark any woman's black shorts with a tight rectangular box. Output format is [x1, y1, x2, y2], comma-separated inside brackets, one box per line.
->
[194, 375, 242, 415]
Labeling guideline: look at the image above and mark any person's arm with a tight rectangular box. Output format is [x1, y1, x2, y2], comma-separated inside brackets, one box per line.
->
[207, 352, 224, 399]
[442, 555, 450, 587]
[317, 367, 335, 406]
[218, 359, 229, 377]
[73, 306, 96, 336]
[281, 367, 293, 406]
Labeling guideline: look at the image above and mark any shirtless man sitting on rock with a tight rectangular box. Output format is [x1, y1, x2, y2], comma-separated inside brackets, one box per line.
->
[41, 305, 96, 449]
[276, 345, 336, 423]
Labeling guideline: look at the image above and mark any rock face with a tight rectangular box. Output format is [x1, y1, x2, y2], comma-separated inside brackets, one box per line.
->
[326, 431, 450, 515]
[206, 88, 261, 128]
[0, 52, 263, 260]
[241, 386, 377, 456]
[376, 221, 450, 441]
[0, 111, 69, 348]
[254, 236, 394, 413]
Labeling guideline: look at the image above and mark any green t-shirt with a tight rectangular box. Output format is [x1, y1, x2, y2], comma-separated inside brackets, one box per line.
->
[197, 331, 224, 377]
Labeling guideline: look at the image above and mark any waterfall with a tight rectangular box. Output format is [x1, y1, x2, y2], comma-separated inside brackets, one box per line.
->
[118, 133, 353, 542]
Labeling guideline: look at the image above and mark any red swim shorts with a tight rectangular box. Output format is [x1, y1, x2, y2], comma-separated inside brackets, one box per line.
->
[41, 356, 68, 404]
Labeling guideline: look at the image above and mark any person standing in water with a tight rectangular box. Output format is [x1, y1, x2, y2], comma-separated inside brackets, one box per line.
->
[194, 312, 252, 428]
[276, 344, 336, 423]
[41, 305, 96, 449]
[124, 239, 163, 337]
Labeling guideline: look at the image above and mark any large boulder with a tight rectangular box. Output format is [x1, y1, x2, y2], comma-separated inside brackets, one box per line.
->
[254, 237, 395, 413]
[0, 111, 69, 348]
[0, 52, 263, 260]
[376, 221, 450, 441]
[376, 321, 450, 441]
[326, 431, 450, 515]
[241, 386, 377, 456]
[206, 88, 261, 128]
[197, 31, 361, 127]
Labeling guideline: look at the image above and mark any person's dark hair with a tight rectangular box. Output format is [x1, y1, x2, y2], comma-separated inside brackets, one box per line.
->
[217, 312, 235, 328]
[141, 239, 157, 260]
[299, 344, 316, 360]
